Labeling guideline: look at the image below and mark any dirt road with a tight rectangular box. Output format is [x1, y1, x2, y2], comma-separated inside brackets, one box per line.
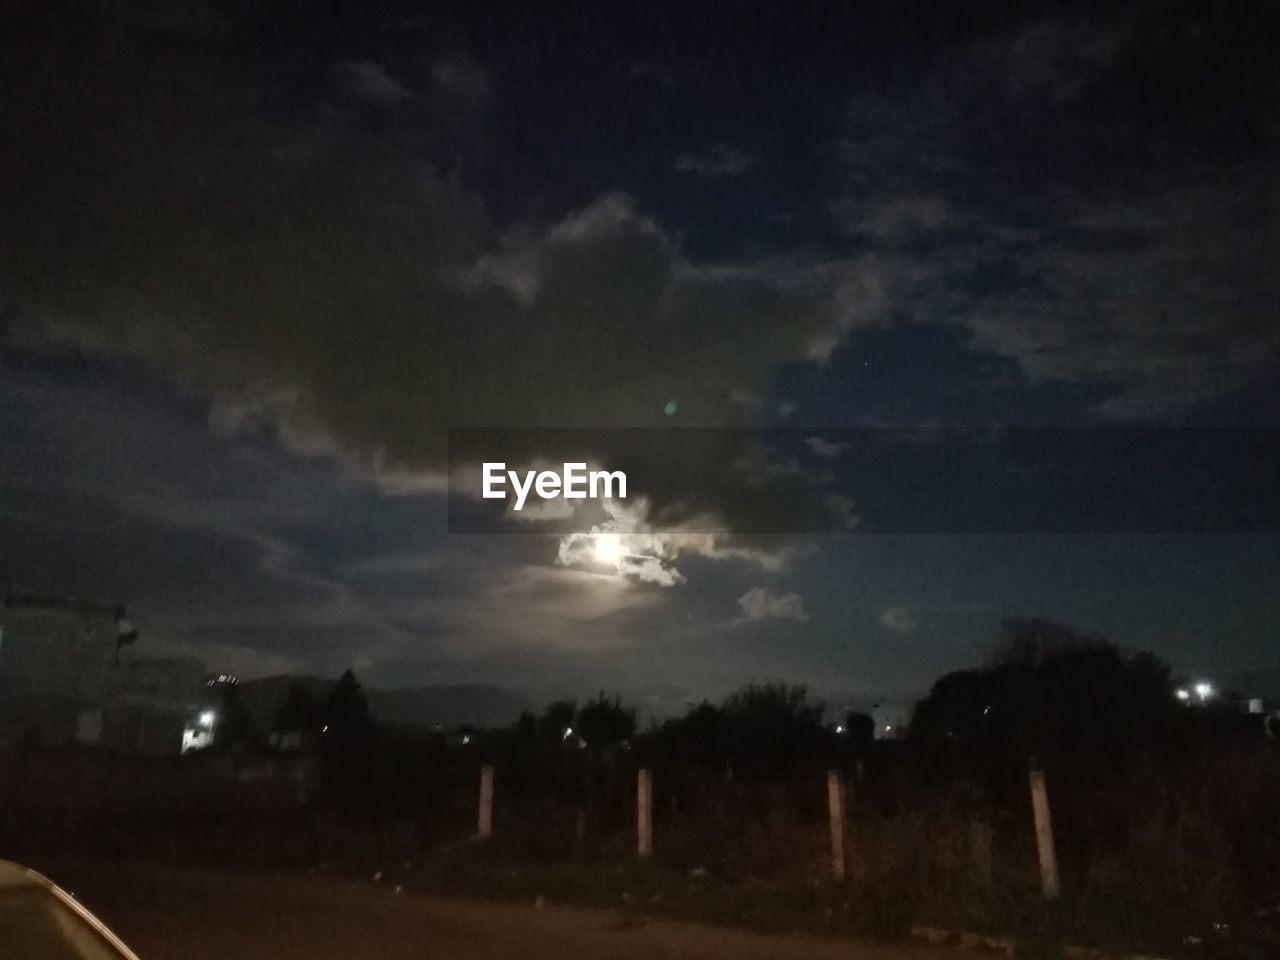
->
[40, 861, 959, 960]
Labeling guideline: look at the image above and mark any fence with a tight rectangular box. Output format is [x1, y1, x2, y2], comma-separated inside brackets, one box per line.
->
[0, 747, 1047, 878]
[456, 760, 1061, 892]
[3, 743, 1277, 948]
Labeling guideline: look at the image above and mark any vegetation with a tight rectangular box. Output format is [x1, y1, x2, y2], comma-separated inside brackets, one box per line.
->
[4, 618, 1278, 957]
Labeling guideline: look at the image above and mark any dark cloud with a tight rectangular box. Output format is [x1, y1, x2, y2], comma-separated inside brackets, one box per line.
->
[732, 586, 809, 625]
[0, 3, 855, 543]
[0, 365, 426, 669]
[836, 7, 1280, 419]
[674, 144, 755, 177]
[336, 60, 415, 106]
[0, 366, 798, 686]
[3, 1, 1277, 701]
[879, 606, 918, 634]
[627, 63, 677, 89]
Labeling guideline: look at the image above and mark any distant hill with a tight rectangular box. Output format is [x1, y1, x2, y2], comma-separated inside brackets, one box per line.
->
[236, 675, 530, 732]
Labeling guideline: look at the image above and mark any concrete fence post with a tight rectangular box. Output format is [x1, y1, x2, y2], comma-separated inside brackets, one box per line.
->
[637, 768, 653, 858]
[827, 769, 846, 882]
[1028, 767, 1060, 899]
[476, 764, 494, 840]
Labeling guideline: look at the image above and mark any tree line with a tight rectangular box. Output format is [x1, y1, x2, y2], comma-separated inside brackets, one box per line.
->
[205, 617, 1273, 799]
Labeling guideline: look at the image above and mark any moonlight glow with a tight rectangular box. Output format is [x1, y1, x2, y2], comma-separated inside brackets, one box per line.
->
[592, 534, 624, 567]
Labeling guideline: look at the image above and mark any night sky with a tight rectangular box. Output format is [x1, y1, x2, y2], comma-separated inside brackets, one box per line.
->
[2, 0, 1278, 715]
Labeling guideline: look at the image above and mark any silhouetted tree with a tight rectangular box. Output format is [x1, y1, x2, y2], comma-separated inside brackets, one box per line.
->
[721, 683, 833, 777]
[912, 621, 1180, 779]
[324, 668, 373, 738]
[987, 617, 1105, 667]
[319, 669, 378, 809]
[514, 710, 537, 742]
[213, 682, 262, 754]
[650, 701, 727, 770]
[273, 682, 322, 738]
[722, 682, 822, 726]
[575, 692, 636, 750]
[844, 711, 875, 753]
[540, 699, 577, 742]
[646, 685, 838, 777]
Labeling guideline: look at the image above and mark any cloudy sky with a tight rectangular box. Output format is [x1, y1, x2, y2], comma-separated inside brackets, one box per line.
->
[2, 0, 1277, 713]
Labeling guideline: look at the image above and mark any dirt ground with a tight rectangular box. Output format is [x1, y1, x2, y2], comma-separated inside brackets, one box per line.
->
[38, 860, 964, 960]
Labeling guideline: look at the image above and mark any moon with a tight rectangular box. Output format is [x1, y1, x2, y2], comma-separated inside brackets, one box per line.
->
[592, 534, 624, 567]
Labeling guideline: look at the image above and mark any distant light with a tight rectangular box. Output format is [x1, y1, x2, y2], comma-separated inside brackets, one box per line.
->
[198, 711, 215, 728]
[884, 724, 893, 733]
[462, 734, 471, 745]
[664, 400, 678, 416]
[592, 535, 624, 566]
[1194, 682, 1214, 701]
[982, 705, 991, 716]
[835, 725, 845, 734]
[1175, 688, 1191, 701]
[562, 726, 573, 740]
